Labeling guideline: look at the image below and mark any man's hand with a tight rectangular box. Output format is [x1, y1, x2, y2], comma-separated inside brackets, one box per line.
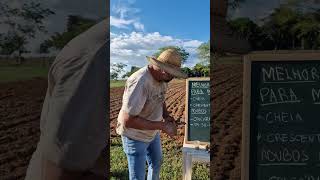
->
[162, 120, 177, 137]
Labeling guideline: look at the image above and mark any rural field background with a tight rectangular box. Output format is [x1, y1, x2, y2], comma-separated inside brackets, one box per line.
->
[0, 58, 52, 83]
[110, 79, 210, 179]
[0, 59, 49, 179]
[0, 60, 210, 179]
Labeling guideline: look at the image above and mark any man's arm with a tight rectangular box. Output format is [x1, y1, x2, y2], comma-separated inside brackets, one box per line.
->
[122, 111, 176, 137]
[123, 112, 165, 130]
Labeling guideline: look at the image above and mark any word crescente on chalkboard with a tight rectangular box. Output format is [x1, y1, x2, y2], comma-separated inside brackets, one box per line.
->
[184, 78, 210, 148]
[242, 51, 320, 180]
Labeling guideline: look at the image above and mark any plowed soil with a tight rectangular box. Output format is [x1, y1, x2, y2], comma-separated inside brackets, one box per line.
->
[0, 78, 47, 180]
[0, 79, 190, 179]
[211, 63, 243, 180]
[0, 67, 244, 180]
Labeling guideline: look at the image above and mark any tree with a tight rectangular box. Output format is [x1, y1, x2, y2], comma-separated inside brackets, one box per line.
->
[228, 17, 274, 50]
[39, 39, 52, 54]
[292, 18, 320, 49]
[262, 6, 300, 50]
[40, 15, 97, 51]
[193, 63, 209, 77]
[197, 41, 210, 65]
[122, 66, 141, 78]
[228, 0, 246, 9]
[111, 63, 127, 80]
[181, 67, 193, 77]
[152, 46, 189, 64]
[225, 1, 320, 51]
[0, 1, 54, 63]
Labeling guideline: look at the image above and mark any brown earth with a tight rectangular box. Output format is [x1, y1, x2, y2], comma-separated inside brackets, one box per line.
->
[211, 63, 243, 180]
[0, 67, 244, 180]
[0, 78, 188, 179]
[0, 78, 47, 180]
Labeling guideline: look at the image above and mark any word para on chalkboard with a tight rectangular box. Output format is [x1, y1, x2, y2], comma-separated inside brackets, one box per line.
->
[259, 87, 320, 105]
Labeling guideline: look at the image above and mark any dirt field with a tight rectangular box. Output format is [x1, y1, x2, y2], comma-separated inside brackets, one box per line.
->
[0, 78, 191, 179]
[110, 79, 187, 148]
[0, 70, 242, 180]
[0, 78, 47, 179]
[211, 63, 243, 180]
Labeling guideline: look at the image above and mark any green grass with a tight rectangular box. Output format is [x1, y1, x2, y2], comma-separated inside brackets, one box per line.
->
[110, 80, 126, 88]
[0, 66, 49, 83]
[110, 136, 209, 180]
[110, 137, 129, 180]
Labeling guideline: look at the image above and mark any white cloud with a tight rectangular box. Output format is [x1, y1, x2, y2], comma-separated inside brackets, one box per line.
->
[110, 16, 134, 29]
[110, 16, 144, 31]
[111, 32, 203, 68]
[183, 40, 203, 48]
[112, 5, 140, 19]
[110, 0, 144, 31]
[133, 22, 144, 31]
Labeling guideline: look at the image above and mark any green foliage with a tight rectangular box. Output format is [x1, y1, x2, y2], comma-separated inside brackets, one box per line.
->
[153, 46, 189, 64]
[0, 32, 26, 55]
[181, 67, 193, 77]
[228, 5, 320, 51]
[261, 6, 301, 49]
[229, 17, 274, 50]
[122, 66, 141, 79]
[111, 62, 127, 80]
[292, 17, 320, 49]
[228, 0, 246, 9]
[40, 15, 97, 51]
[110, 137, 129, 179]
[197, 41, 210, 65]
[0, 1, 54, 56]
[193, 63, 210, 77]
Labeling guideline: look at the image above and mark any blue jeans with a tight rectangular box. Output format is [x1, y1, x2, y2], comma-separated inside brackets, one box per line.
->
[121, 133, 162, 180]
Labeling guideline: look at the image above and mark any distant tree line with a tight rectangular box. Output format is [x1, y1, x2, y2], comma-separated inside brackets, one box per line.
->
[110, 42, 210, 80]
[228, 4, 320, 50]
[0, 1, 54, 64]
[40, 15, 98, 53]
[0, 0, 100, 66]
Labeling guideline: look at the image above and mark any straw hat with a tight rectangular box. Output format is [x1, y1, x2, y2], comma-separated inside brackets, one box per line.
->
[146, 49, 187, 79]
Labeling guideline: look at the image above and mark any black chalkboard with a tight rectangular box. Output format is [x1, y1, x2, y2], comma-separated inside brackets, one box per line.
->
[249, 61, 320, 180]
[185, 78, 210, 144]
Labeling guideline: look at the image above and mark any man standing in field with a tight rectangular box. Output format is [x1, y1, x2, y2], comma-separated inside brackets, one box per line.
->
[116, 48, 188, 180]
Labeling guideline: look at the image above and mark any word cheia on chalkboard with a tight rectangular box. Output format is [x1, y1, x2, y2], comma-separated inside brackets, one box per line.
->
[184, 78, 210, 145]
[242, 51, 320, 180]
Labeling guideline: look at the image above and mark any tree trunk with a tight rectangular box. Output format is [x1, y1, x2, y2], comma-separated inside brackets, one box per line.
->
[292, 39, 295, 49]
[18, 51, 22, 65]
[301, 39, 305, 50]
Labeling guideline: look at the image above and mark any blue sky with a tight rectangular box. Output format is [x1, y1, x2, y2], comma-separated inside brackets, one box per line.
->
[110, 0, 210, 70]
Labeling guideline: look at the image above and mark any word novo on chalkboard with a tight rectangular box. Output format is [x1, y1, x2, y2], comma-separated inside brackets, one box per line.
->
[242, 51, 320, 180]
[184, 78, 210, 149]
